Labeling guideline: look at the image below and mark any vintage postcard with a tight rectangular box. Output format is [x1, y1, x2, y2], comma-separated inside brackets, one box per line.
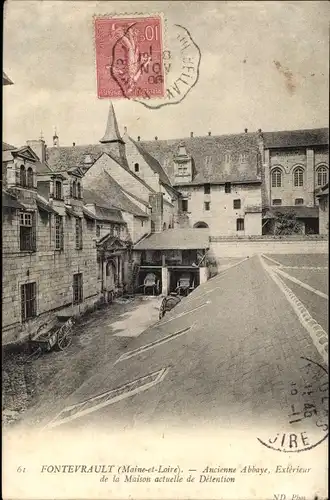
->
[2, 1, 329, 499]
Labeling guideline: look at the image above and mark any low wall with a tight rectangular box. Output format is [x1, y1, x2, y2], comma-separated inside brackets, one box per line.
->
[209, 236, 328, 259]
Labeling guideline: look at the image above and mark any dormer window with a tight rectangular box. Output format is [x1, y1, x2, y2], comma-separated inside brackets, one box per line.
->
[54, 180, 62, 200]
[27, 167, 34, 188]
[177, 165, 188, 176]
[20, 165, 26, 187]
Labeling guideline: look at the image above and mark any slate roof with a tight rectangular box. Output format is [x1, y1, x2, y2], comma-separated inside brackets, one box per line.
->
[316, 183, 329, 198]
[83, 171, 149, 217]
[263, 128, 329, 149]
[130, 137, 172, 185]
[133, 228, 210, 250]
[2, 191, 25, 209]
[140, 132, 261, 185]
[264, 206, 319, 219]
[36, 195, 58, 214]
[2, 142, 16, 151]
[3, 72, 13, 85]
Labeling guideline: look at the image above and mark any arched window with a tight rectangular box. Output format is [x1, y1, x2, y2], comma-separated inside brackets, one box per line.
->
[20, 165, 26, 187]
[77, 182, 81, 199]
[72, 181, 77, 198]
[316, 165, 328, 187]
[163, 223, 167, 230]
[271, 168, 282, 188]
[193, 221, 209, 228]
[293, 167, 304, 187]
[27, 167, 34, 188]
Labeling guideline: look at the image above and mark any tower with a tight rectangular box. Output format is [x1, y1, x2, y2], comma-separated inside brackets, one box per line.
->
[99, 102, 126, 164]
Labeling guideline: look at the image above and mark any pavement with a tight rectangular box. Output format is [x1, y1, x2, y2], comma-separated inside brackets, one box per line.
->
[20, 254, 327, 449]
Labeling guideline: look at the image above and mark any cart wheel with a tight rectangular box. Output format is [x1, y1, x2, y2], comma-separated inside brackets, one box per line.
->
[57, 325, 72, 351]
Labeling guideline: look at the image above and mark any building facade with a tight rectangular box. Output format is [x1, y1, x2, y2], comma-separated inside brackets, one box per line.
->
[2, 142, 101, 344]
[261, 128, 329, 234]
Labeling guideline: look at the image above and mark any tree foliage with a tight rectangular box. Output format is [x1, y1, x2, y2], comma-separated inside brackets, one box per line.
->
[274, 211, 302, 235]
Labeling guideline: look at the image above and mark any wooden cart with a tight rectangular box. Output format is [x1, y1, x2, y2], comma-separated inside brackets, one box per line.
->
[26, 317, 74, 362]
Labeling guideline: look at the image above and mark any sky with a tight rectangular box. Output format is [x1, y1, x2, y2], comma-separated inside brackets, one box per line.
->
[3, 0, 329, 147]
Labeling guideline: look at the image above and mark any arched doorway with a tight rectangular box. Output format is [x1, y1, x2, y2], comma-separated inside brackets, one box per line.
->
[193, 221, 209, 228]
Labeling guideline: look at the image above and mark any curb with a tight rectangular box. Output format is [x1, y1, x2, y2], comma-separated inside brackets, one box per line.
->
[259, 255, 328, 366]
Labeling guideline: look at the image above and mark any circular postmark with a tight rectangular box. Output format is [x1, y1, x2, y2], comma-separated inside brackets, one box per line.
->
[257, 357, 328, 452]
[134, 24, 201, 109]
[108, 21, 201, 107]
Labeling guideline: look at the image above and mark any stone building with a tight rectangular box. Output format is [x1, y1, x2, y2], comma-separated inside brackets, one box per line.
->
[47, 103, 180, 235]
[140, 130, 263, 236]
[2, 140, 101, 344]
[260, 128, 329, 234]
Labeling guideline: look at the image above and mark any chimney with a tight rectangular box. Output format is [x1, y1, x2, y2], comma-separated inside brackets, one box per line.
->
[73, 142, 76, 147]
[137, 136, 140, 141]
[155, 136, 158, 140]
[208, 131, 211, 136]
[190, 132, 193, 138]
[26, 139, 46, 163]
[244, 128, 248, 133]
[53, 128, 59, 147]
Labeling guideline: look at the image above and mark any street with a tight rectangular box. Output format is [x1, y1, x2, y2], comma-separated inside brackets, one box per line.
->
[17, 254, 327, 452]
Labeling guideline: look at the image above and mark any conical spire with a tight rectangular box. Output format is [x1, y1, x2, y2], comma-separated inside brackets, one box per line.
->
[100, 102, 124, 144]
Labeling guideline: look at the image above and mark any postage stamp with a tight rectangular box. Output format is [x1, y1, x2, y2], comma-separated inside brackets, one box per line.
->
[95, 15, 165, 99]
[257, 357, 328, 453]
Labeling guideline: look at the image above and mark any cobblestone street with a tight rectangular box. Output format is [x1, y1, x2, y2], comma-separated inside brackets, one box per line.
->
[8, 255, 326, 454]
[3, 295, 163, 427]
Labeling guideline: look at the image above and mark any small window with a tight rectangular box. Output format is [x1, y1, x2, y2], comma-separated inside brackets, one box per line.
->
[225, 182, 231, 193]
[20, 212, 36, 251]
[204, 183, 210, 194]
[77, 182, 82, 199]
[134, 163, 139, 173]
[182, 199, 188, 212]
[204, 201, 210, 211]
[73, 273, 83, 304]
[236, 218, 244, 231]
[96, 225, 101, 237]
[72, 181, 77, 198]
[27, 167, 34, 188]
[233, 199, 241, 209]
[293, 167, 304, 187]
[55, 215, 64, 250]
[295, 198, 304, 205]
[271, 168, 282, 188]
[272, 199, 282, 206]
[75, 217, 83, 249]
[20, 165, 26, 187]
[177, 165, 188, 176]
[54, 180, 62, 200]
[21, 282, 37, 321]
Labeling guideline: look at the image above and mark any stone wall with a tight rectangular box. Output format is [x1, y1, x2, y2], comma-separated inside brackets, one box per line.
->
[2, 208, 100, 344]
[209, 236, 328, 259]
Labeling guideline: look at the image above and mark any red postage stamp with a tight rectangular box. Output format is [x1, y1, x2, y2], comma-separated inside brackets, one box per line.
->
[95, 15, 165, 100]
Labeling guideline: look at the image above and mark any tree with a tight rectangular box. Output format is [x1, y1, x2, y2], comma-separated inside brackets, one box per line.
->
[273, 211, 302, 235]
